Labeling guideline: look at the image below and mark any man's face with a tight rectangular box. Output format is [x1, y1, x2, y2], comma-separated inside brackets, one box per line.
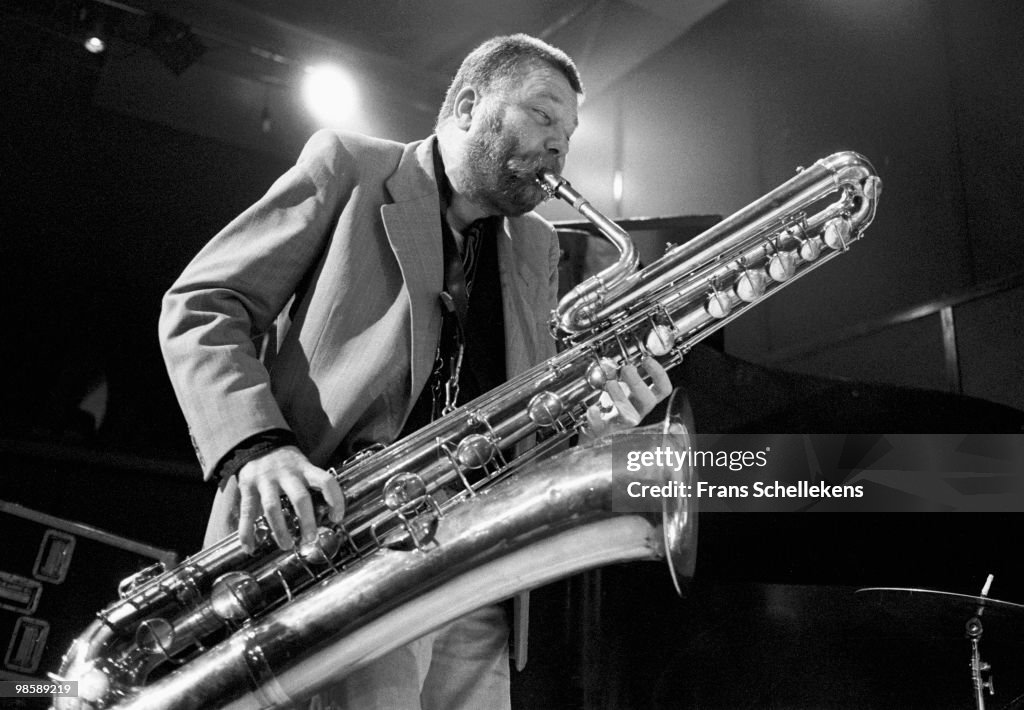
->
[462, 63, 579, 217]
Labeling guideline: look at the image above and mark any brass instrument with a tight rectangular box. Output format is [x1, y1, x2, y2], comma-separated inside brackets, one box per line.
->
[54, 152, 881, 709]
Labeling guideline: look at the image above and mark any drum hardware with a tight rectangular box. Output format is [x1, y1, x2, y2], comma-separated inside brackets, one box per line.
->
[857, 574, 1024, 710]
[964, 574, 997, 710]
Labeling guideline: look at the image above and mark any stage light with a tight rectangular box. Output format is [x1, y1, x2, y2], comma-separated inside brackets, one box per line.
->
[79, 5, 107, 55]
[83, 34, 106, 54]
[302, 64, 359, 126]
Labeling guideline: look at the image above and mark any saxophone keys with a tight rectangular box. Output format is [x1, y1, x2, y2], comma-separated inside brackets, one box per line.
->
[705, 290, 732, 319]
[382, 472, 429, 511]
[455, 433, 497, 469]
[210, 571, 263, 622]
[135, 617, 176, 656]
[527, 391, 565, 427]
[378, 513, 440, 552]
[297, 527, 344, 565]
[645, 324, 676, 357]
[783, 221, 822, 262]
[586, 358, 619, 389]
[117, 561, 167, 599]
[797, 234, 823, 261]
[734, 267, 769, 302]
[823, 215, 853, 251]
[767, 250, 798, 282]
[381, 473, 441, 549]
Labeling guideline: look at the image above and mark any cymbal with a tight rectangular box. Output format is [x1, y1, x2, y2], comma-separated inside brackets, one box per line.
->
[856, 587, 1024, 635]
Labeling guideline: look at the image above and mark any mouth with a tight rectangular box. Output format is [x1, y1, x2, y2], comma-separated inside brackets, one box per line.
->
[509, 153, 559, 179]
[496, 153, 560, 211]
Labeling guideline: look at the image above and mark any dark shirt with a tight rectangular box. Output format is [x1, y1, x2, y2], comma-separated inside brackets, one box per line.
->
[459, 218, 507, 403]
[400, 142, 506, 436]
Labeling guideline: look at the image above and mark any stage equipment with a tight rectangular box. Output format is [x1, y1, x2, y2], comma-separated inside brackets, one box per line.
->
[0, 501, 175, 706]
[858, 577, 1021, 710]
[54, 152, 881, 709]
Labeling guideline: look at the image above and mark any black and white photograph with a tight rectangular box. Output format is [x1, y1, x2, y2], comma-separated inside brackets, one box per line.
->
[2, 1, 1024, 708]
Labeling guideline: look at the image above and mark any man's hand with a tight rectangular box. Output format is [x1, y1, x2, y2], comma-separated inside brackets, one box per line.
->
[235, 446, 345, 554]
[585, 357, 673, 437]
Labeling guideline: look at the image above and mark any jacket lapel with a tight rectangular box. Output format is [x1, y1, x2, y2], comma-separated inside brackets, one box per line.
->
[381, 137, 554, 395]
[380, 138, 444, 403]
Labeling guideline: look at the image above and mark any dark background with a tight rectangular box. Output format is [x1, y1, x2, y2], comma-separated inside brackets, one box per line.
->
[2, 1, 1024, 708]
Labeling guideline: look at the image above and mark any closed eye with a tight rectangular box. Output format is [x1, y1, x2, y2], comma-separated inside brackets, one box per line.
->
[533, 107, 551, 125]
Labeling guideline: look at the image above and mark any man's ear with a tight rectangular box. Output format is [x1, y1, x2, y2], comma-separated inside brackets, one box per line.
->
[453, 86, 478, 130]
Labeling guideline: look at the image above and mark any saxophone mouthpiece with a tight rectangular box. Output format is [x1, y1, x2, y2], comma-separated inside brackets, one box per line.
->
[536, 169, 562, 199]
[538, 170, 588, 212]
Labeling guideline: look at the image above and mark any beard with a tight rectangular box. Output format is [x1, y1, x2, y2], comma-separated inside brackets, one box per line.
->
[461, 110, 558, 217]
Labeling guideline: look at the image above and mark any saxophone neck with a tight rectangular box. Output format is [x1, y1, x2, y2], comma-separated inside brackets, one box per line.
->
[538, 170, 638, 335]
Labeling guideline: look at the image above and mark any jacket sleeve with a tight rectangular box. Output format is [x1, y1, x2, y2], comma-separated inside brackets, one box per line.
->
[159, 130, 356, 479]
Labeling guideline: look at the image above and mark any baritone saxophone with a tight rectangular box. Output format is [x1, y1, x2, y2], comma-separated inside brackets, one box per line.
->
[54, 152, 881, 710]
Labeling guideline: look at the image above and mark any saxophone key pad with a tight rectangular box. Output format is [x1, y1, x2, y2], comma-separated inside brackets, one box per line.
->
[705, 290, 732, 319]
[734, 266, 769, 302]
[527, 391, 565, 426]
[135, 618, 175, 656]
[382, 473, 429, 512]
[585, 358, 619, 389]
[767, 250, 798, 282]
[455, 433, 497, 469]
[798, 235, 823, 261]
[645, 324, 676, 357]
[381, 472, 442, 546]
[823, 215, 853, 251]
[297, 527, 344, 565]
[210, 571, 263, 622]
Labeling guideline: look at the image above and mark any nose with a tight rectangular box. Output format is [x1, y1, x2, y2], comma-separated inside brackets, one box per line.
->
[546, 134, 569, 170]
[548, 124, 573, 154]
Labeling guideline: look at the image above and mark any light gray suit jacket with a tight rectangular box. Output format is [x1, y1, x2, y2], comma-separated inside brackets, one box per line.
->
[159, 127, 560, 555]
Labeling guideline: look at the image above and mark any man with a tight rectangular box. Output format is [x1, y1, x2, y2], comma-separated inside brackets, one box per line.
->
[160, 34, 667, 710]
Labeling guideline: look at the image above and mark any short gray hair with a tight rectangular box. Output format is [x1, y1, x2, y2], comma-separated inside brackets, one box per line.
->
[436, 34, 583, 129]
